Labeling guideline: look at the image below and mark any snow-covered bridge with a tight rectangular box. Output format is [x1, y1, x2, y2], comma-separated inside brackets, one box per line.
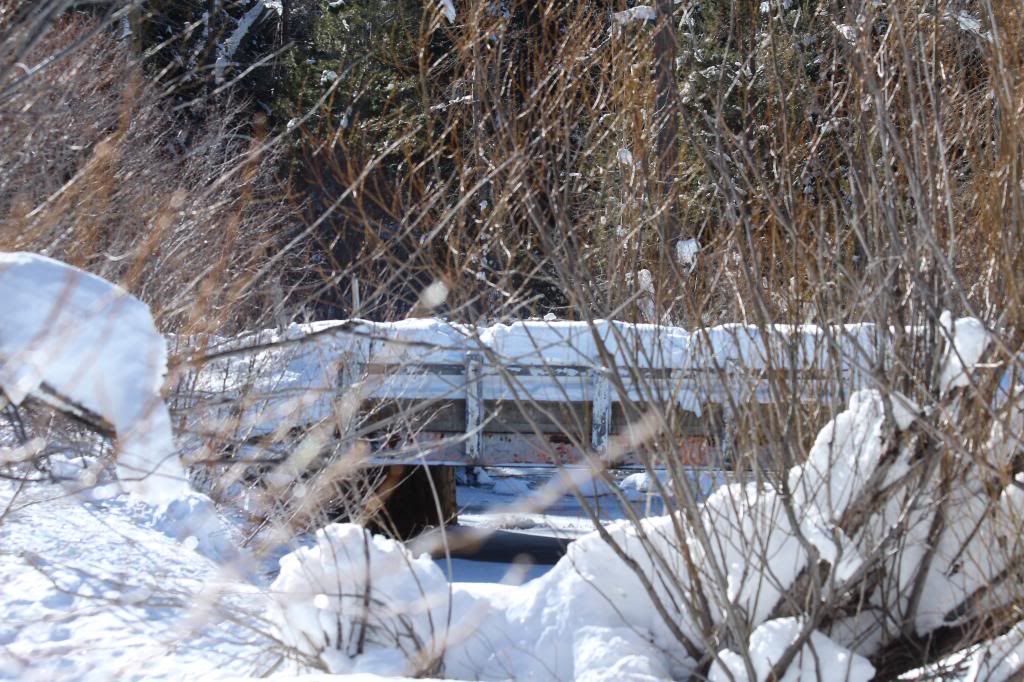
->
[177, 317, 905, 468]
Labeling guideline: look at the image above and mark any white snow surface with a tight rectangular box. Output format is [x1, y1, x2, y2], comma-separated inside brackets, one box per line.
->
[710, 618, 875, 682]
[0, 482, 274, 681]
[438, 0, 456, 22]
[675, 238, 700, 269]
[939, 311, 991, 394]
[0, 252, 187, 505]
[612, 5, 657, 24]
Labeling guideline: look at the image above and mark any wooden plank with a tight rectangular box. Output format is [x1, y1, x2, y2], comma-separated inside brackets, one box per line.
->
[485, 400, 588, 435]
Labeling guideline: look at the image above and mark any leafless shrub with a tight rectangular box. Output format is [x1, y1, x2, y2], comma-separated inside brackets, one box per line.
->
[0, 11, 298, 333]
[3, 0, 1024, 679]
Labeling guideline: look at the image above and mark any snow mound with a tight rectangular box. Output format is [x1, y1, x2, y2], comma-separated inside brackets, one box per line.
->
[710, 618, 874, 682]
[619, 471, 669, 501]
[573, 626, 672, 681]
[150, 491, 241, 564]
[939, 311, 991, 394]
[0, 252, 186, 505]
[565, 469, 617, 498]
[491, 477, 532, 496]
[269, 523, 463, 676]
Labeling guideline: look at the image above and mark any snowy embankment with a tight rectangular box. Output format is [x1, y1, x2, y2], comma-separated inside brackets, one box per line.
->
[0, 253, 263, 678]
[2, 252, 1023, 680]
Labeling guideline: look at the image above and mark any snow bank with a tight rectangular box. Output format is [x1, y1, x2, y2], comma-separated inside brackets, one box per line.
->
[490, 476, 532, 496]
[447, 390, 913, 676]
[269, 523, 472, 676]
[443, 514, 698, 680]
[0, 252, 187, 505]
[0, 480, 271, 680]
[710, 618, 874, 682]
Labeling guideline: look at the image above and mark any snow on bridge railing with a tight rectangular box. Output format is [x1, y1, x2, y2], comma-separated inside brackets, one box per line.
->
[172, 317, 981, 467]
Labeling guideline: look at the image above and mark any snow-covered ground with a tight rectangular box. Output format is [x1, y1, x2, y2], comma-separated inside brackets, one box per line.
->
[0, 467, 671, 680]
[0, 482, 277, 680]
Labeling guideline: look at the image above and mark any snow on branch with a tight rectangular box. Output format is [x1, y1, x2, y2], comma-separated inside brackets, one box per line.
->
[612, 5, 657, 25]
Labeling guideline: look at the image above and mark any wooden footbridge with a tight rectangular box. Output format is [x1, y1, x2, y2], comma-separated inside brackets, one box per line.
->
[172, 318, 903, 534]
[179, 318, 886, 468]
